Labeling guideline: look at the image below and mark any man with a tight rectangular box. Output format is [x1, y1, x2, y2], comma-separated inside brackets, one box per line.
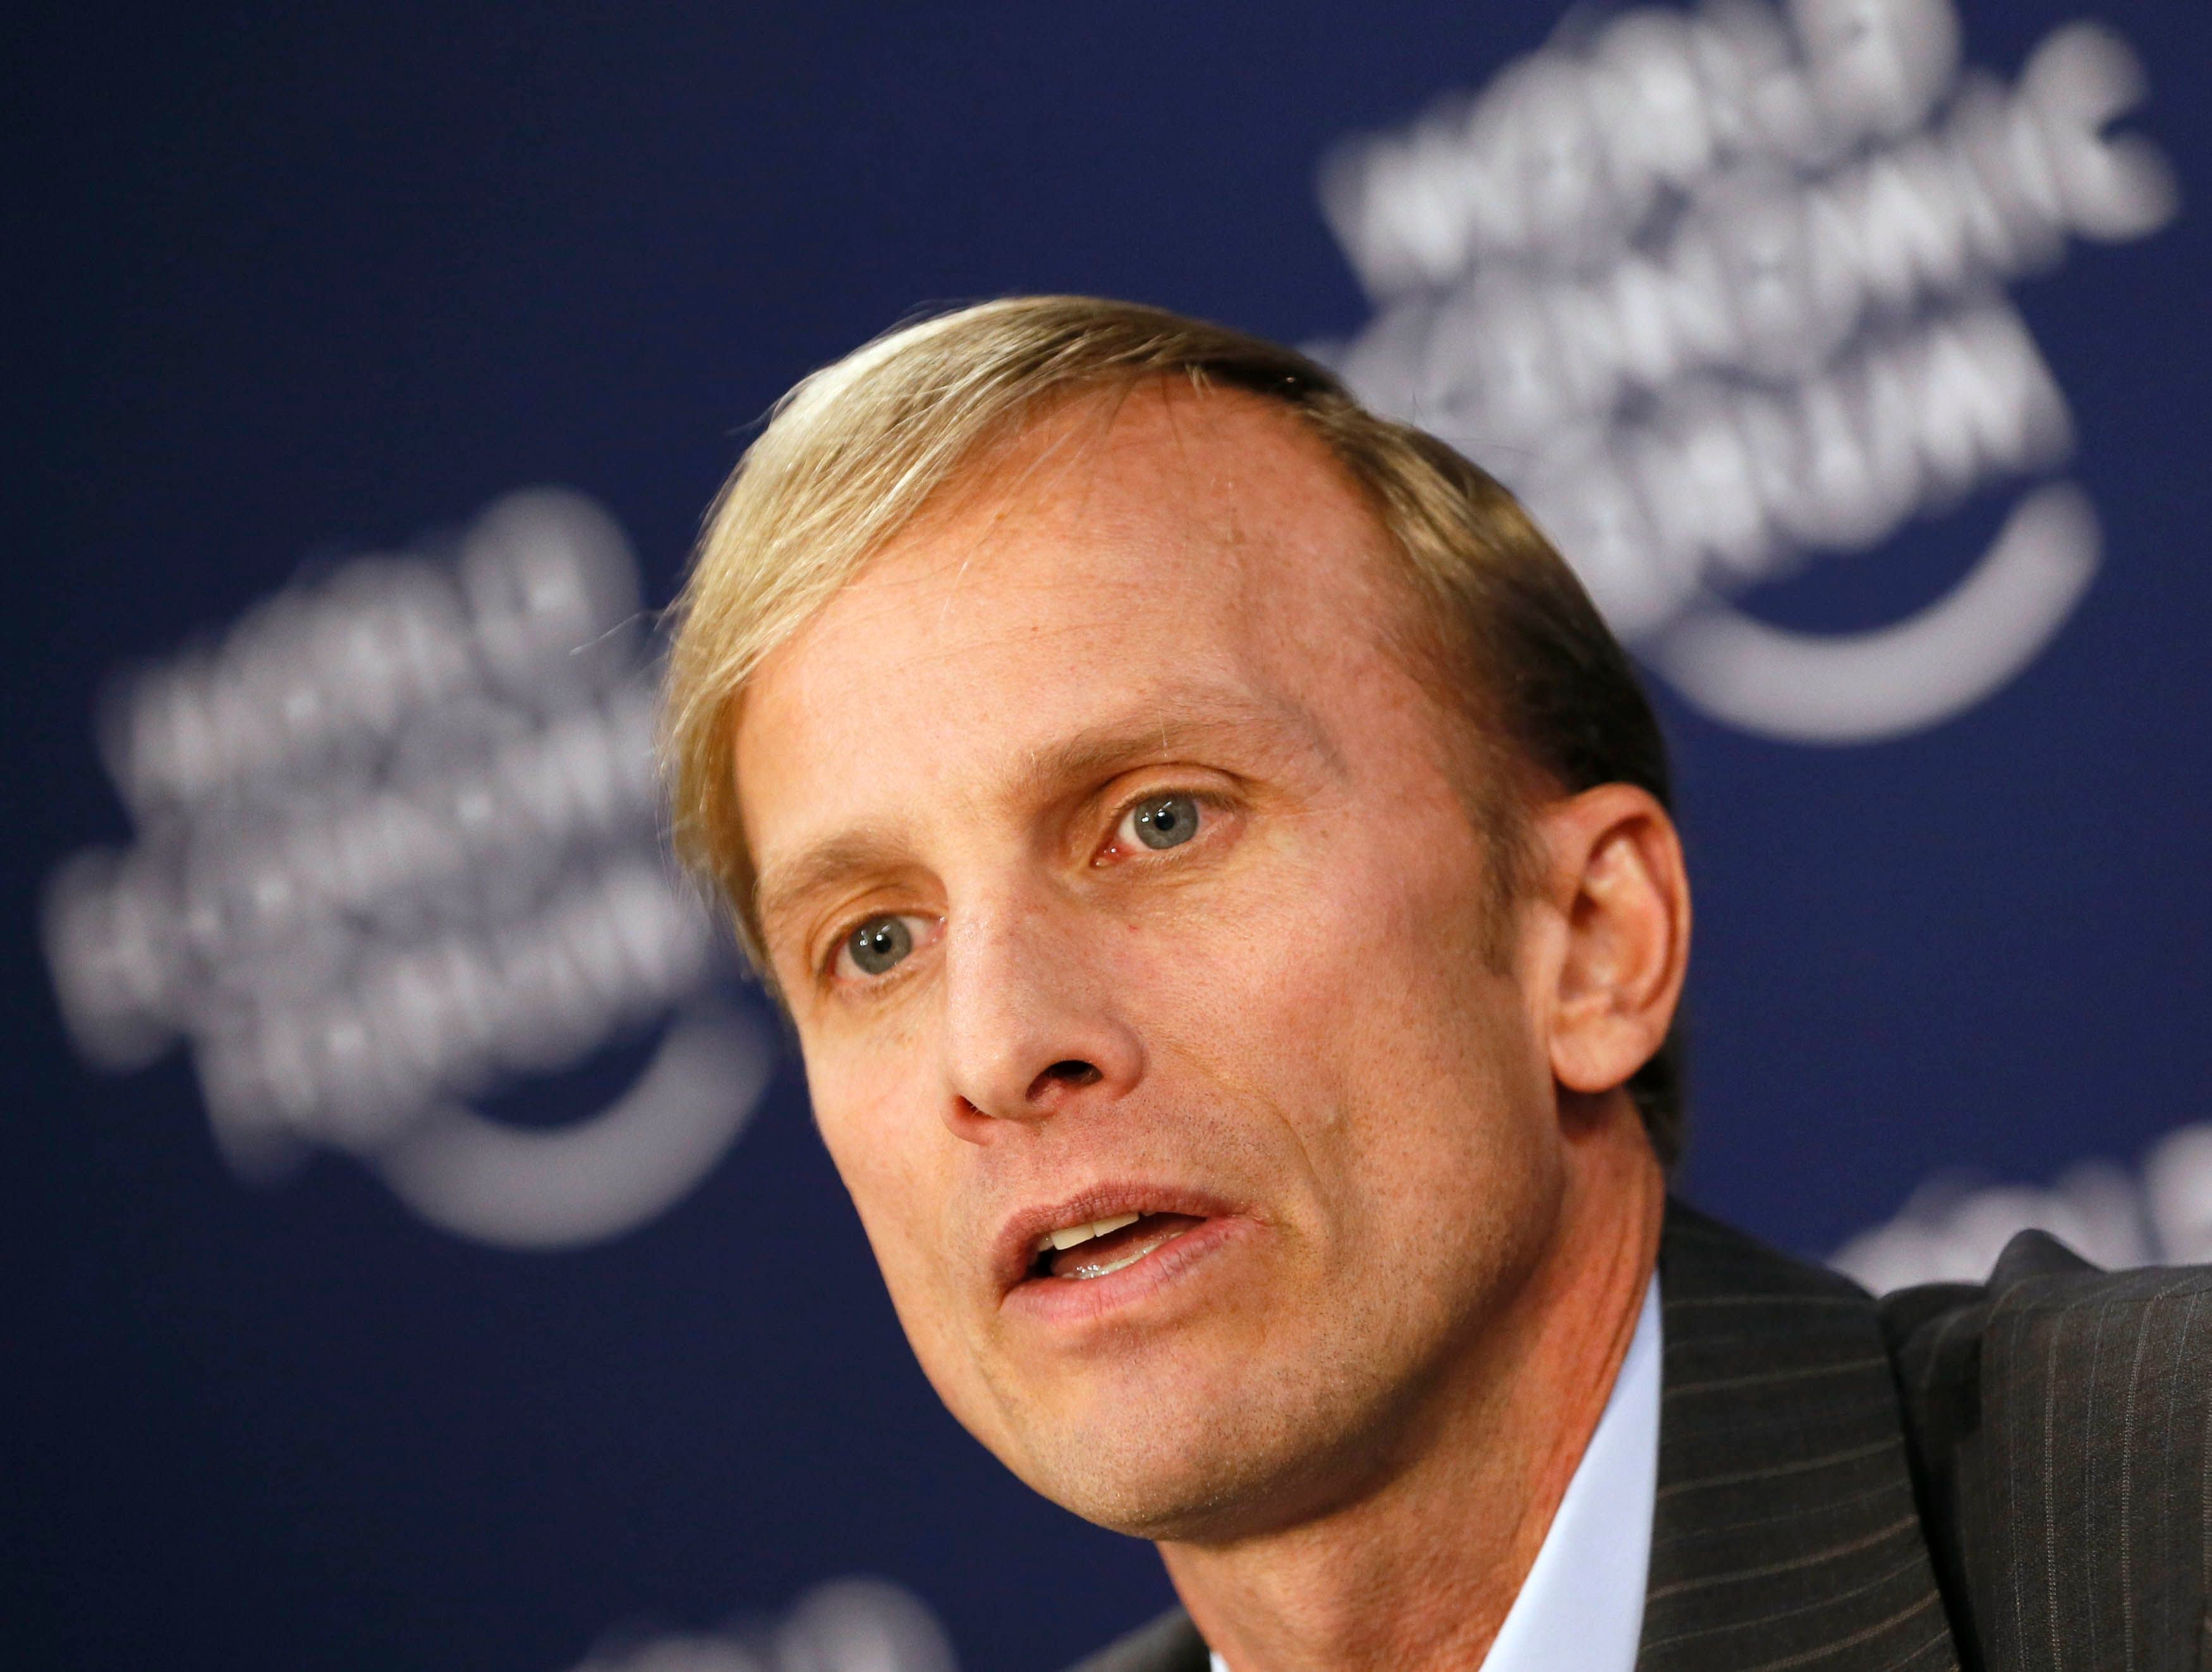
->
[663, 296, 2211, 1672]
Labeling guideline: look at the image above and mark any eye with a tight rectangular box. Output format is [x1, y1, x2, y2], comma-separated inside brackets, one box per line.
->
[836, 914, 928, 980]
[1119, 792, 1202, 851]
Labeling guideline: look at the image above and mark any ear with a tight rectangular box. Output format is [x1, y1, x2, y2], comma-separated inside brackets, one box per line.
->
[1529, 784, 1691, 1103]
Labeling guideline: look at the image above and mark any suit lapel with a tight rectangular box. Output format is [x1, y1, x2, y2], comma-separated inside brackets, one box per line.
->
[1638, 1203, 1961, 1672]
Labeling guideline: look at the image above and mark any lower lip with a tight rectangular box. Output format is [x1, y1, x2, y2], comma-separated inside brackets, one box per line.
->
[1000, 1215, 1248, 1328]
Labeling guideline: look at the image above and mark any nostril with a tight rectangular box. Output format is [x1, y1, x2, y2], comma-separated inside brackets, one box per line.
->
[1041, 1060, 1103, 1089]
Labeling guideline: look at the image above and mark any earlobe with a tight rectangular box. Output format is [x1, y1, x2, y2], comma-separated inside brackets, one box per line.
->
[1536, 785, 1691, 1100]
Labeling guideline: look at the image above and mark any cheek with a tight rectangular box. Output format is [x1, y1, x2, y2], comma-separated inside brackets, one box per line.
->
[1143, 805, 1550, 1223]
[809, 1077, 1012, 1444]
[817, 1098, 983, 1403]
[806, 1048, 952, 1299]
[1146, 808, 1501, 1079]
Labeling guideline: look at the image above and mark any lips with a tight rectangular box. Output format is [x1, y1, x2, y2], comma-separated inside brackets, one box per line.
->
[992, 1187, 1241, 1300]
[1039, 1211, 1207, 1280]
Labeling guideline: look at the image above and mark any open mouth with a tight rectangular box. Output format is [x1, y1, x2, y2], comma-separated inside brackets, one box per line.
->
[1026, 1210, 1208, 1282]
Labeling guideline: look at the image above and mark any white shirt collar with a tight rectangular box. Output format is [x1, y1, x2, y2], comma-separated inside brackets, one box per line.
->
[1208, 1275, 1662, 1672]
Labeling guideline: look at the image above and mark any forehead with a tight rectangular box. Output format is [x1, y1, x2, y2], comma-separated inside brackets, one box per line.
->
[734, 381, 1416, 881]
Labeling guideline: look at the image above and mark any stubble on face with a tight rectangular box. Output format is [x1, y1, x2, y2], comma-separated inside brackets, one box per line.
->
[735, 381, 1572, 1543]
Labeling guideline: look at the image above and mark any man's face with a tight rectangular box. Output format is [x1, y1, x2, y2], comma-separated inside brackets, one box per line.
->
[736, 385, 1571, 1539]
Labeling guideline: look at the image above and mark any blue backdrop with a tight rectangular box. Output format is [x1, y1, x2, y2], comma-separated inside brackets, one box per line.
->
[12, 3, 2211, 1669]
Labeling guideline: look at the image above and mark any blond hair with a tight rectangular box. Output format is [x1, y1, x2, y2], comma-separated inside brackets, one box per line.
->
[661, 296, 1683, 1161]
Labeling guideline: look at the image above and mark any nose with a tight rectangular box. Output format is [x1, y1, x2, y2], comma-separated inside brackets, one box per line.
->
[937, 892, 1144, 1141]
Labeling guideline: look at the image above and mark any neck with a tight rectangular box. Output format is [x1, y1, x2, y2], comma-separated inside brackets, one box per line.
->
[1158, 1093, 1666, 1672]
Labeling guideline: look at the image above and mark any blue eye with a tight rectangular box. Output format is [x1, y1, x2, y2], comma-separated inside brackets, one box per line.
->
[843, 916, 915, 977]
[1125, 794, 1201, 851]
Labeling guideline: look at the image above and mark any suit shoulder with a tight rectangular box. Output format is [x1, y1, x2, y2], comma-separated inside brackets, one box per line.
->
[1881, 1229, 2212, 1378]
[1058, 1608, 1208, 1672]
[1877, 1233, 2212, 1671]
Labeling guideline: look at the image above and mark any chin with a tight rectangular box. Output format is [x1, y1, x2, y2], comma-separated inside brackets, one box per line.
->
[1000, 1370, 1403, 1545]
[1026, 1434, 1287, 1542]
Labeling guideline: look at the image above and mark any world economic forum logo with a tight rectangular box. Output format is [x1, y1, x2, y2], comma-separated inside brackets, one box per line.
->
[1316, 0, 2177, 741]
[42, 490, 774, 1249]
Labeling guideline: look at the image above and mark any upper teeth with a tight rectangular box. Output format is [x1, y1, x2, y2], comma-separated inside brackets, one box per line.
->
[1042, 1211, 1141, 1252]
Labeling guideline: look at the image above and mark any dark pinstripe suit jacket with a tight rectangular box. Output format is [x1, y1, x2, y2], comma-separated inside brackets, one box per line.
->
[1066, 1201, 2212, 1672]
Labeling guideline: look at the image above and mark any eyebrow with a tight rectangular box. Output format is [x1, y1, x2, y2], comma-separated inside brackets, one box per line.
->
[753, 831, 918, 947]
[750, 687, 1341, 942]
[1011, 690, 1338, 801]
